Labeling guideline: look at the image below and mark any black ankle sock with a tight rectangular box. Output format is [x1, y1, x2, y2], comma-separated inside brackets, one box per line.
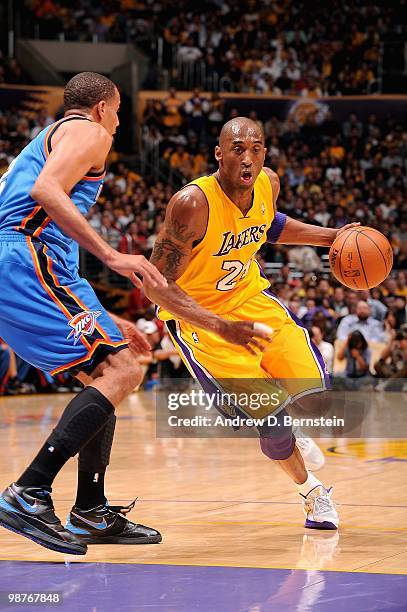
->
[75, 470, 106, 510]
[17, 444, 67, 488]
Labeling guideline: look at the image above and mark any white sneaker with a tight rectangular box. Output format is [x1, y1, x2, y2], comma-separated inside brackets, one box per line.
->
[302, 485, 339, 530]
[296, 436, 325, 471]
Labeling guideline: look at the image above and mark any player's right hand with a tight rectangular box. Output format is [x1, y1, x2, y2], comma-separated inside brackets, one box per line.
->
[107, 252, 168, 289]
[217, 320, 272, 355]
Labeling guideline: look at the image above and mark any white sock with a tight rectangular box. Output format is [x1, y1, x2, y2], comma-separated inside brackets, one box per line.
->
[295, 472, 322, 497]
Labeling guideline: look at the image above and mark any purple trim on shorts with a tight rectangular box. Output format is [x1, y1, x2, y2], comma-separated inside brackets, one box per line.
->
[166, 320, 244, 424]
[266, 212, 287, 244]
[166, 320, 217, 392]
[262, 287, 332, 389]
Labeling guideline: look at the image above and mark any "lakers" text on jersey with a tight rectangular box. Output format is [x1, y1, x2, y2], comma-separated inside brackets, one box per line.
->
[158, 170, 275, 320]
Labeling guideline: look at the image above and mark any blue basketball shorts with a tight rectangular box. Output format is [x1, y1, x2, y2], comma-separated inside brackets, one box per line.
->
[0, 233, 128, 375]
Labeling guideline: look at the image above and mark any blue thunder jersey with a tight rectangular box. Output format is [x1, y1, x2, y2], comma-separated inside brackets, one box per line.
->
[0, 115, 128, 376]
[0, 115, 105, 269]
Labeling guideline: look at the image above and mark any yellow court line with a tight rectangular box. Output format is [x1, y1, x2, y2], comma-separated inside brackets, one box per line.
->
[156, 520, 407, 532]
[0, 556, 406, 575]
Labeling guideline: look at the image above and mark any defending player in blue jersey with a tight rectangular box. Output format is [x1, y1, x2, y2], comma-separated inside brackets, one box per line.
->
[0, 72, 167, 554]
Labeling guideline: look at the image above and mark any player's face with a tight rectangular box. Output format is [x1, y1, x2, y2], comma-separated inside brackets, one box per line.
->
[215, 128, 266, 189]
[99, 88, 121, 136]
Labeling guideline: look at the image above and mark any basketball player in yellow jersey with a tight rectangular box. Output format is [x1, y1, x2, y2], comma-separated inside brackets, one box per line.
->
[146, 117, 359, 530]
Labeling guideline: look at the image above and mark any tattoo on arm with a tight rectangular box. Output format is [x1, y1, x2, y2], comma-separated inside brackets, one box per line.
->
[150, 238, 186, 281]
[167, 219, 195, 243]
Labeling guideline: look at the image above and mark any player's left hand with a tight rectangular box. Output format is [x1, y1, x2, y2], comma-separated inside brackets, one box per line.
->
[115, 318, 151, 356]
[334, 222, 361, 240]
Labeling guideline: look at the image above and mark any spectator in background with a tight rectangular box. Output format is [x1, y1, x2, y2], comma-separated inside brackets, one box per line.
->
[337, 300, 386, 343]
[170, 144, 193, 180]
[192, 145, 209, 178]
[127, 287, 151, 321]
[177, 38, 203, 66]
[382, 309, 398, 342]
[374, 330, 407, 391]
[358, 290, 388, 322]
[330, 286, 349, 319]
[98, 212, 122, 249]
[311, 326, 334, 373]
[396, 271, 407, 297]
[162, 88, 183, 128]
[207, 92, 225, 127]
[118, 222, 146, 256]
[183, 88, 210, 136]
[288, 245, 321, 272]
[345, 291, 359, 315]
[337, 330, 373, 388]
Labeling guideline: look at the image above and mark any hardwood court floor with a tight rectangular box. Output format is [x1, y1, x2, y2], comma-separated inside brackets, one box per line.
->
[0, 392, 406, 574]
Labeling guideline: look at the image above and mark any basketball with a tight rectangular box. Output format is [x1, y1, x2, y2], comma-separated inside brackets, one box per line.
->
[329, 226, 393, 290]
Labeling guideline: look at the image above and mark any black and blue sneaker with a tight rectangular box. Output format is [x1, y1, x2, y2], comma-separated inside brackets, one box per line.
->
[65, 499, 162, 544]
[0, 483, 87, 555]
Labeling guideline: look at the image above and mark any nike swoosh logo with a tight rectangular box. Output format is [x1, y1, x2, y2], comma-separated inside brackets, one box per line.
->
[71, 512, 108, 530]
[11, 489, 39, 514]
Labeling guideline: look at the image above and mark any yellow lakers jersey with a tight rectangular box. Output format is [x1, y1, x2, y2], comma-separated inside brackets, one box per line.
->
[158, 170, 275, 321]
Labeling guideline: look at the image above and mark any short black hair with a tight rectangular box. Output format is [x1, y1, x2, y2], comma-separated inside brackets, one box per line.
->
[348, 330, 368, 351]
[64, 72, 117, 112]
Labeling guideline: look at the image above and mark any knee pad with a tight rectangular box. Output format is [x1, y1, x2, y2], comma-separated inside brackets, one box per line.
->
[259, 433, 296, 460]
[48, 386, 115, 459]
[258, 409, 296, 460]
[78, 414, 116, 473]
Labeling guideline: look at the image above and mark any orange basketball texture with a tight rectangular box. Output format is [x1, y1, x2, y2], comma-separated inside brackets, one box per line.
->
[329, 227, 393, 290]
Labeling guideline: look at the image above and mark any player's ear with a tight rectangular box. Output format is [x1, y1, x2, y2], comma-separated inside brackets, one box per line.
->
[215, 145, 222, 163]
[96, 100, 106, 120]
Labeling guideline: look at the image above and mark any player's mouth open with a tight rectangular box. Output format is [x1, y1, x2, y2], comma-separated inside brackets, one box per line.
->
[241, 170, 253, 183]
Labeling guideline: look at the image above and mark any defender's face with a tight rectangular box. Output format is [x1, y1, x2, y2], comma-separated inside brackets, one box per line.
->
[99, 88, 121, 136]
[215, 128, 266, 189]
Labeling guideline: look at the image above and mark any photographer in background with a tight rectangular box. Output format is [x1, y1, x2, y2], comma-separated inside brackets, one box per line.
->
[336, 330, 373, 389]
[374, 329, 407, 391]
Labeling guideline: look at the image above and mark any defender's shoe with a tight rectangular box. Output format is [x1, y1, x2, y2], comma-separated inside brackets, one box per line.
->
[0, 483, 87, 555]
[302, 485, 339, 530]
[296, 436, 325, 471]
[65, 500, 162, 544]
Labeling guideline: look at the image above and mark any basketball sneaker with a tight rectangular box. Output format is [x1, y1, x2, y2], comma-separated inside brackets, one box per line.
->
[302, 485, 339, 530]
[0, 483, 87, 555]
[296, 435, 325, 471]
[65, 500, 162, 544]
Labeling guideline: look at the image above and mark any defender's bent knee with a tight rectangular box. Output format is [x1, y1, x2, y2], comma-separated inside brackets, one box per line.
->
[110, 349, 143, 393]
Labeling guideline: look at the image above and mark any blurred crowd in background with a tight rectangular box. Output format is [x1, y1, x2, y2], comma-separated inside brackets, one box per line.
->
[0, 52, 28, 85]
[0, 99, 406, 396]
[23, 0, 403, 94]
[142, 89, 407, 278]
